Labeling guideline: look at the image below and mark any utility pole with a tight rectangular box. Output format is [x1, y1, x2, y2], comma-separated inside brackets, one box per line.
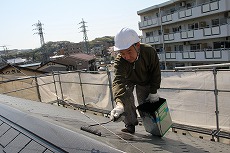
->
[78, 18, 90, 54]
[33, 20, 45, 47]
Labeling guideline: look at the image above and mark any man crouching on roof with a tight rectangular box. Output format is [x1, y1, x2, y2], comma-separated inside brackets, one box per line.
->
[110, 27, 161, 134]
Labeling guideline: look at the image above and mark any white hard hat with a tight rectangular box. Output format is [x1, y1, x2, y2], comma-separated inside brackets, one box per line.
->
[114, 27, 140, 51]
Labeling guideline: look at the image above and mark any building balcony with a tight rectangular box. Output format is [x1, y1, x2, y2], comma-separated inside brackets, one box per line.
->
[139, 0, 229, 30]
[139, 18, 160, 29]
[157, 49, 230, 63]
[141, 24, 230, 45]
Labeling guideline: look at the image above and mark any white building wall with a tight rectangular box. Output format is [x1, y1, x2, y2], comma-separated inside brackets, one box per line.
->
[138, 0, 230, 68]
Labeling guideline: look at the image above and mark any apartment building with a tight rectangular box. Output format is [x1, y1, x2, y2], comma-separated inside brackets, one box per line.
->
[137, 0, 230, 69]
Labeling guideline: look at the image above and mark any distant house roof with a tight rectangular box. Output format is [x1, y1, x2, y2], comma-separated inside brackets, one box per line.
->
[7, 58, 27, 64]
[35, 53, 96, 72]
[0, 64, 45, 75]
[38, 61, 69, 68]
[19, 62, 41, 68]
[69, 53, 95, 61]
[52, 53, 96, 67]
[50, 55, 65, 60]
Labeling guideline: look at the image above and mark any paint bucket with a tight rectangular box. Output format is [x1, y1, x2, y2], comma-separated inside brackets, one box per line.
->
[137, 98, 172, 137]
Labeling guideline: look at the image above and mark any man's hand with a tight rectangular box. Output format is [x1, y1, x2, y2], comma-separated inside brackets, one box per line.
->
[110, 102, 124, 122]
[146, 93, 159, 103]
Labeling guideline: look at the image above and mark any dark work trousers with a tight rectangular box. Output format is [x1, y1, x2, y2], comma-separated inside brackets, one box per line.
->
[123, 83, 150, 126]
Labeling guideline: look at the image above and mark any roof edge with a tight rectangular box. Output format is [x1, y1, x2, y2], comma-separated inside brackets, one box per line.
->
[137, 0, 181, 15]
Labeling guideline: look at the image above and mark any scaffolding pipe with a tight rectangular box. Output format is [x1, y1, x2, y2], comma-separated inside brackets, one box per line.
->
[52, 71, 59, 105]
[213, 68, 220, 142]
[106, 67, 114, 109]
[57, 71, 64, 100]
[78, 71, 86, 111]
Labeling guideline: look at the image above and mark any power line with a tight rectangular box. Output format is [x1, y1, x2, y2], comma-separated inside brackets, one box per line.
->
[33, 20, 45, 47]
[78, 18, 90, 54]
[32, 20, 48, 64]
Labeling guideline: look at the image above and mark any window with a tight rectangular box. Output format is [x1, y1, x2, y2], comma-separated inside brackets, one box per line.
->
[144, 16, 152, 21]
[170, 8, 176, 13]
[173, 26, 181, 32]
[156, 13, 159, 17]
[146, 31, 153, 37]
[212, 19, 219, 26]
[188, 23, 198, 30]
[187, 3, 192, 8]
[158, 30, 162, 35]
[188, 24, 194, 30]
[214, 41, 230, 49]
[199, 21, 207, 28]
[190, 44, 200, 51]
[174, 45, 183, 52]
[220, 18, 227, 25]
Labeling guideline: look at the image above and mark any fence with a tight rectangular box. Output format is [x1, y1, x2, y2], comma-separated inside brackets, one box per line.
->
[161, 63, 230, 141]
[0, 64, 230, 141]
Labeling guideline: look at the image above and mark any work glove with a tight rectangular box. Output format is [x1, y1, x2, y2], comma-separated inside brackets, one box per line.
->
[110, 102, 124, 122]
[146, 93, 159, 103]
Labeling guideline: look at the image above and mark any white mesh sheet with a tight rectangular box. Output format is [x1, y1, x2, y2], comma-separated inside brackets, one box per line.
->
[3, 70, 229, 132]
[160, 70, 230, 131]
[38, 72, 113, 110]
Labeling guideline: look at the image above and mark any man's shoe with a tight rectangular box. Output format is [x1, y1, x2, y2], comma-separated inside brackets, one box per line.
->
[121, 125, 135, 134]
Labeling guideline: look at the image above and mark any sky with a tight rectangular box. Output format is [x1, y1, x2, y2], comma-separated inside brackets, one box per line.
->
[0, 0, 168, 50]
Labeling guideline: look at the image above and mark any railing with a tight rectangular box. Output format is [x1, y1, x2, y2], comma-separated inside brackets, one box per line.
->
[139, 0, 222, 29]
[141, 23, 229, 44]
[1, 63, 230, 142]
[173, 63, 230, 142]
[157, 48, 230, 62]
[0, 70, 114, 113]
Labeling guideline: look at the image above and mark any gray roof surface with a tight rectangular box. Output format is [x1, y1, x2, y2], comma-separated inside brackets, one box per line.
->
[0, 94, 230, 153]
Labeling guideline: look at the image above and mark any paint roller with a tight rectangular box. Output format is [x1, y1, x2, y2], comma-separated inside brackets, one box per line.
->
[80, 112, 125, 136]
